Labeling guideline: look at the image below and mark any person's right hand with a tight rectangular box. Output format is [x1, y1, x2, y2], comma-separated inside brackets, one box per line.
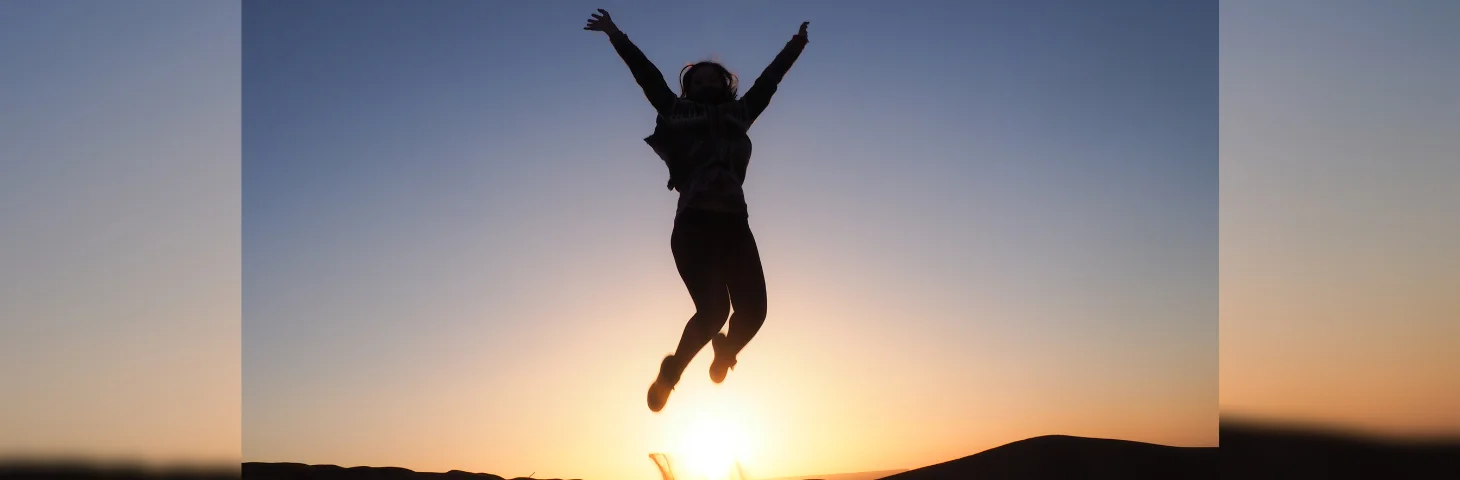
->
[583, 9, 619, 35]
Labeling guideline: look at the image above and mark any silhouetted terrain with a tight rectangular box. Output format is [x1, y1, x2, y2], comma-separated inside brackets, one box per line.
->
[0, 461, 238, 480]
[1221, 419, 1460, 479]
[877, 435, 1218, 480]
[7, 421, 1458, 479]
[761, 469, 907, 480]
[240, 463, 577, 480]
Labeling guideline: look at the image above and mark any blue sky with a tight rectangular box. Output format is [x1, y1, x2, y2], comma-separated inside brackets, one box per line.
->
[242, 1, 1216, 478]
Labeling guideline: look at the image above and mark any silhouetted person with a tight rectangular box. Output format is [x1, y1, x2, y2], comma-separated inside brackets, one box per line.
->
[584, 9, 808, 412]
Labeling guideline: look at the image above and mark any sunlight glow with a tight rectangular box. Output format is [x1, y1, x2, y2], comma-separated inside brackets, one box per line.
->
[670, 411, 754, 480]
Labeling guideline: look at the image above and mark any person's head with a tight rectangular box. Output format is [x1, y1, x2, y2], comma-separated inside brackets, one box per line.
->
[679, 61, 738, 104]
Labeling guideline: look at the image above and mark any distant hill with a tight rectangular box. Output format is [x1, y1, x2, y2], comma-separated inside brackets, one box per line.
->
[876, 435, 1217, 480]
[239, 463, 553, 479]
[8, 422, 1458, 479]
[758, 469, 908, 480]
[1220, 418, 1460, 479]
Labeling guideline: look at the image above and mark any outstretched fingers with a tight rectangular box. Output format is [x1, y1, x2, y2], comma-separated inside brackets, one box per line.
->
[583, 9, 613, 30]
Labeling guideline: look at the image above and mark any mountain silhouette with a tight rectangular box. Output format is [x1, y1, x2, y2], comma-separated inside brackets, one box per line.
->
[760, 469, 908, 480]
[1220, 419, 1460, 479]
[876, 435, 1217, 480]
[9, 422, 1458, 479]
[238, 463, 573, 480]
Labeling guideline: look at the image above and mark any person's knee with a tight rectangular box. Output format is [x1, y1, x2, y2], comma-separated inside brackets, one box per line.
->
[694, 302, 732, 324]
[734, 301, 767, 323]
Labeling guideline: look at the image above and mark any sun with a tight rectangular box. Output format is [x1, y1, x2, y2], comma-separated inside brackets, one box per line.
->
[648, 386, 764, 480]
[671, 414, 753, 480]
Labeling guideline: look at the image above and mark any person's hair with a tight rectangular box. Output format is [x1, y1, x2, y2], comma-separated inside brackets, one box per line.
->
[678, 61, 738, 103]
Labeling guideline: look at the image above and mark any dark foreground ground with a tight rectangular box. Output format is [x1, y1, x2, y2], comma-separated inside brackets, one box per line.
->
[1218, 419, 1460, 479]
[878, 435, 1218, 480]
[2, 420, 1456, 479]
[875, 420, 1458, 480]
[761, 470, 906, 480]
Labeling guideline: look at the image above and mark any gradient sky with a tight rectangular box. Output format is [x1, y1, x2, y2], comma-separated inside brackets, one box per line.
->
[6, 1, 1454, 477]
[242, 1, 1216, 479]
[1219, 0, 1460, 437]
[0, 0, 241, 466]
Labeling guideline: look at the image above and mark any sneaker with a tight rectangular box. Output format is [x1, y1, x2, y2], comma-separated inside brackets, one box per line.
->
[709, 333, 738, 384]
[647, 355, 681, 413]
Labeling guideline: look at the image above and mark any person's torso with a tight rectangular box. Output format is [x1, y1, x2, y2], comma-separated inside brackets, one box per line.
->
[647, 99, 755, 215]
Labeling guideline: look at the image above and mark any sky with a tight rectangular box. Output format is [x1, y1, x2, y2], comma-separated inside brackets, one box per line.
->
[1219, 0, 1460, 437]
[0, 0, 241, 467]
[242, 1, 1216, 479]
[6, 0, 1455, 479]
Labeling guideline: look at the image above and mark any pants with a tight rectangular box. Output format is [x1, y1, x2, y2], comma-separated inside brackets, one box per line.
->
[663, 207, 768, 383]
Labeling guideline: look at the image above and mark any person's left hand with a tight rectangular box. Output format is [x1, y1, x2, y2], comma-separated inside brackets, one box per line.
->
[797, 21, 809, 40]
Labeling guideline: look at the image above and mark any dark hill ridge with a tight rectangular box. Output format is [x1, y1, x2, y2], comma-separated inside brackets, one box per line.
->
[877, 435, 1218, 480]
[240, 463, 577, 480]
[1220, 419, 1460, 479]
[760, 469, 907, 480]
[8, 423, 1458, 479]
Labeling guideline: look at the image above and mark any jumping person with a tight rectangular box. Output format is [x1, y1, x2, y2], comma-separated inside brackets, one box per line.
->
[583, 9, 809, 412]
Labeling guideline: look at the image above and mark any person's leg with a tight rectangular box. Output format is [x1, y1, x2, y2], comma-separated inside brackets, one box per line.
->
[712, 215, 767, 382]
[653, 209, 731, 396]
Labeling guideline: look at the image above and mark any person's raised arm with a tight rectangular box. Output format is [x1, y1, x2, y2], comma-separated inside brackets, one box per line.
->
[584, 9, 677, 116]
[739, 22, 810, 123]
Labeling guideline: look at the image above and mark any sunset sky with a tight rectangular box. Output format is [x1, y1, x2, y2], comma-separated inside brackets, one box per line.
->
[14, 0, 1453, 479]
[1, 0, 241, 467]
[1218, 0, 1460, 437]
[243, 1, 1215, 479]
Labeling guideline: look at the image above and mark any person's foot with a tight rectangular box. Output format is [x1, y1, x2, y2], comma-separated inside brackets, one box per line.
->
[709, 333, 738, 384]
[647, 355, 682, 413]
